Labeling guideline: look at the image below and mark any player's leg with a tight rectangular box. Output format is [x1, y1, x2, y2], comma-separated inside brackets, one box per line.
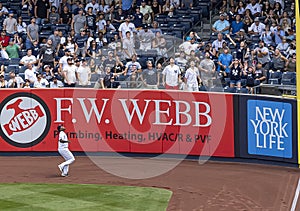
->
[59, 149, 75, 175]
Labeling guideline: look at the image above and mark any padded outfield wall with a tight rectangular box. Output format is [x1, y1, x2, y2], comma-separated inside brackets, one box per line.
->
[0, 89, 297, 165]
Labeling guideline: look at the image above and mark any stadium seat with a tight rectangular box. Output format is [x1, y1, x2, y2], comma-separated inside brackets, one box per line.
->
[281, 72, 296, 85]
[224, 87, 236, 93]
[5, 65, 18, 73]
[268, 71, 282, 84]
[209, 87, 224, 92]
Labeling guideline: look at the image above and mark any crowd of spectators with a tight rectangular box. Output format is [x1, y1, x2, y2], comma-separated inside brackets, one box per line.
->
[0, 0, 296, 93]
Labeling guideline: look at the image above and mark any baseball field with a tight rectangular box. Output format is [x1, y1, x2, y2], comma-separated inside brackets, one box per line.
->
[0, 183, 171, 210]
[0, 156, 300, 210]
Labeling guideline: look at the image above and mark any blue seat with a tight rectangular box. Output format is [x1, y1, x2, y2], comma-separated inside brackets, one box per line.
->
[268, 71, 282, 84]
[281, 72, 296, 85]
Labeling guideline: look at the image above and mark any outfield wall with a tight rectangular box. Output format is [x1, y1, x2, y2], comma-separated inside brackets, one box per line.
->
[0, 89, 297, 165]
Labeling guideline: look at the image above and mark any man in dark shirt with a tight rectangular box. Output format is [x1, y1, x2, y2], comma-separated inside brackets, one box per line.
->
[133, 7, 143, 29]
[35, 0, 50, 25]
[39, 39, 55, 68]
[103, 51, 116, 69]
[141, 60, 159, 89]
[86, 7, 97, 34]
[74, 29, 88, 58]
[60, 5, 72, 25]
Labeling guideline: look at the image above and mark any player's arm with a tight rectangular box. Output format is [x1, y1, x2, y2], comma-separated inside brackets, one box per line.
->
[59, 139, 70, 143]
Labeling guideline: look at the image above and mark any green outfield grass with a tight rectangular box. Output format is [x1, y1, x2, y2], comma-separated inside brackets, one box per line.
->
[0, 183, 172, 211]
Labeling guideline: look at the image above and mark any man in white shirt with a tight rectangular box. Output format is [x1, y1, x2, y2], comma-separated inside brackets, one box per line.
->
[63, 58, 77, 87]
[245, 0, 261, 17]
[77, 59, 91, 87]
[249, 17, 266, 35]
[57, 125, 75, 177]
[34, 73, 49, 88]
[20, 49, 37, 72]
[118, 16, 136, 39]
[58, 49, 71, 74]
[162, 57, 181, 89]
[7, 71, 24, 88]
[24, 64, 37, 87]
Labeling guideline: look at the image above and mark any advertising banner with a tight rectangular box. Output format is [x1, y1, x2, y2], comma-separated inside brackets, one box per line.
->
[0, 89, 235, 157]
[236, 95, 298, 164]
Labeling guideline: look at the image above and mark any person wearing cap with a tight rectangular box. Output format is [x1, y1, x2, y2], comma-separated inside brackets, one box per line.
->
[103, 51, 116, 69]
[5, 37, 19, 59]
[77, 58, 91, 87]
[7, 71, 24, 88]
[72, 8, 86, 35]
[57, 125, 75, 177]
[74, 28, 88, 58]
[25, 17, 38, 50]
[63, 57, 77, 87]
[251, 40, 270, 69]
[50, 75, 64, 88]
[124, 54, 142, 78]
[3, 11, 17, 37]
[245, 0, 261, 17]
[212, 13, 230, 35]
[139, 24, 155, 51]
[42, 64, 54, 81]
[249, 17, 265, 35]
[34, 73, 49, 88]
[217, 46, 233, 78]
[58, 49, 71, 75]
[34, 0, 50, 26]
[118, 15, 136, 39]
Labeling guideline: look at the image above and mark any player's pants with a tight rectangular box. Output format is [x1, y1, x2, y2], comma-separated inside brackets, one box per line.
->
[58, 148, 75, 175]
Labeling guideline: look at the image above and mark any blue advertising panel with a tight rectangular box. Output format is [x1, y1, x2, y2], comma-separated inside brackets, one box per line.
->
[235, 95, 298, 164]
[247, 100, 292, 158]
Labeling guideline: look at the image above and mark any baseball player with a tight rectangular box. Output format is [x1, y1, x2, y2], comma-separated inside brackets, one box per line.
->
[57, 125, 75, 177]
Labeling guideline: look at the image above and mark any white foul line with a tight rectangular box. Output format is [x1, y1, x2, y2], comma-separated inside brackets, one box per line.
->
[291, 178, 300, 211]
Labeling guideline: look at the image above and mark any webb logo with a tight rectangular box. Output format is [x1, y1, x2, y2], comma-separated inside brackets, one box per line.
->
[0, 93, 51, 148]
[247, 100, 292, 158]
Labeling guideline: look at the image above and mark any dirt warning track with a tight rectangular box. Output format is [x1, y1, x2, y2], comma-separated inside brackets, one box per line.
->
[0, 156, 299, 210]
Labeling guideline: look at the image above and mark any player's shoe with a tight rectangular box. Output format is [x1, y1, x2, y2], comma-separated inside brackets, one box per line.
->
[61, 173, 68, 177]
[58, 165, 63, 173]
